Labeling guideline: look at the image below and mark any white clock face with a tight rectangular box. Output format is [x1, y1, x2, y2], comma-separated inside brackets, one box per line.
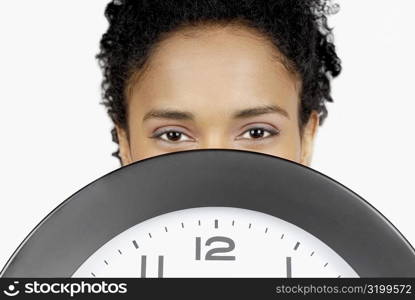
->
[72, 207, 359, 278]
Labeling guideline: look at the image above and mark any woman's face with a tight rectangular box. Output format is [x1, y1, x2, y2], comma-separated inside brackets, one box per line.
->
[116, 25, 319, 166]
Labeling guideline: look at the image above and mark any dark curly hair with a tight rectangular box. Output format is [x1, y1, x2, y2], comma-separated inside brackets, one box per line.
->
[97, 0, 341, 164]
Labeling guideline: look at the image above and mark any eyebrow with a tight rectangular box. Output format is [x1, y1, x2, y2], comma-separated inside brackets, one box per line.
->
[143, 109, 195, 122]
[142, 104, 289, 122]
[233, 104, 289, 119]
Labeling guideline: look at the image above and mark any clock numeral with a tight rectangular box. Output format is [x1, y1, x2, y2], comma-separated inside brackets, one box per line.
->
[286, 256, 292, 278]
[140, 255, 164, 278]
[195, 236, 236, 261]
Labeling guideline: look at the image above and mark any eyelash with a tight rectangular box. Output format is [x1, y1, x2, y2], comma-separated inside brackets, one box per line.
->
[151, 126, 280, 143]
[238, 127, 280, 140]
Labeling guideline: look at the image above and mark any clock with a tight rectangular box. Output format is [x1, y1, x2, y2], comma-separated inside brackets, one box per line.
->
[1, 149, 415, 277]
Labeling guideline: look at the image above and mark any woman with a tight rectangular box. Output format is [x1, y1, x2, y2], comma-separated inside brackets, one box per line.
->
[97, 0, 341, 167]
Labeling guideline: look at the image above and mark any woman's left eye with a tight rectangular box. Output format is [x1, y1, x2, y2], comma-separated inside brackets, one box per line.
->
[239, 127, 279, 140]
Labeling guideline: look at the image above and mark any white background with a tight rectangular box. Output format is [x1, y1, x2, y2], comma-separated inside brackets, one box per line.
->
[0, 0, 414, 270]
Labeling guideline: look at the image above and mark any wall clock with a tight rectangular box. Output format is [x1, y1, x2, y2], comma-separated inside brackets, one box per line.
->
[1, 149, 415, 277]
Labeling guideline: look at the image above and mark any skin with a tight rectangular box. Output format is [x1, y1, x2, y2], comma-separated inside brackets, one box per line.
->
[115, 24, 319, 166]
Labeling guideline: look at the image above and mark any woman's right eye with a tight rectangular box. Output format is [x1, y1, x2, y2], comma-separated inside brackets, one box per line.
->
[153, 130, 193, 143]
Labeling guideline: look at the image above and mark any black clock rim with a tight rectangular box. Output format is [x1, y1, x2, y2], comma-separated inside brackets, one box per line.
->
[1, 149, 415, 277]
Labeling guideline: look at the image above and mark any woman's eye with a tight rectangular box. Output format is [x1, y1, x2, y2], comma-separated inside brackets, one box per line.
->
[239, 127, 279, 140]
[154, 130, 193, 143]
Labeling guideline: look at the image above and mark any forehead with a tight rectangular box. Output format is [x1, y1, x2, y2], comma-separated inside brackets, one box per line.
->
[126, 24, 301, 118]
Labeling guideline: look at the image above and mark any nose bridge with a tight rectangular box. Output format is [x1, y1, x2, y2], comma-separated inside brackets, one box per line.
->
[198, 127, 232, 149]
